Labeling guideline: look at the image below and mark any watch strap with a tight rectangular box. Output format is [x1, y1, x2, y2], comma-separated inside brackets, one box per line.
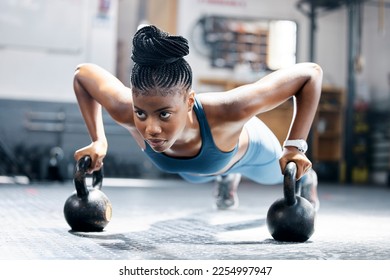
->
[283, 139, 308, 153]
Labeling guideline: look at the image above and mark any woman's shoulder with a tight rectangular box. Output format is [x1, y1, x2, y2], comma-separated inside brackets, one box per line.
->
[195, 87, 254, 124]
[195, 92, 227, 116]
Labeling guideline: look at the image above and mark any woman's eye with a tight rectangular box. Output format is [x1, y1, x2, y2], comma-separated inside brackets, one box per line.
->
[135, 111, 146, 119]
[160, 111, 171, 120]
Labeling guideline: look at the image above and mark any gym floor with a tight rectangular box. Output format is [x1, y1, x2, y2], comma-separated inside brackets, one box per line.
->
[0, 177, 390, 260]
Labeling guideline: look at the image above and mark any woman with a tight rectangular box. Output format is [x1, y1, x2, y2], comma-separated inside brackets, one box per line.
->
[74, 25, 322, 210]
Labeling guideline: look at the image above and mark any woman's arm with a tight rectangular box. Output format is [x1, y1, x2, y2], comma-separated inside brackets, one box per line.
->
[224, 63, 322, 126]
[73, 63, 134, 172]
[209, 62, 323, 178]
[251, 63, 323, 178]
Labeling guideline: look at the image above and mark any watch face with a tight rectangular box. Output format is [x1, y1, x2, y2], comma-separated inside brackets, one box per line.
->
[297, 140, 307, 152]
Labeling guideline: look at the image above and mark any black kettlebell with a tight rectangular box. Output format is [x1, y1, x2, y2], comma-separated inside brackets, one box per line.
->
[64, 156, 112, 232]
[266, 162, 316, 242]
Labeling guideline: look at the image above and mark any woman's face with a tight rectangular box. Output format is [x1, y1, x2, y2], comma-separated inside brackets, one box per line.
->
[132, 87, 193, 153]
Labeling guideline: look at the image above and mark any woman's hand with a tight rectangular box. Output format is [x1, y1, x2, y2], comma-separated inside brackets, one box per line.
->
[279, 147, 312, 180]
[74, 140, 108, 174]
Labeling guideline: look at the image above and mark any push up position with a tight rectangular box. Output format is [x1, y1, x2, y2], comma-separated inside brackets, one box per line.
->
[74, 25, 322, 210]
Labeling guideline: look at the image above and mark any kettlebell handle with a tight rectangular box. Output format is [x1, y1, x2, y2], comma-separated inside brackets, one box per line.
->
[284, 162, 297, 206]
[74, 156, 104, 198]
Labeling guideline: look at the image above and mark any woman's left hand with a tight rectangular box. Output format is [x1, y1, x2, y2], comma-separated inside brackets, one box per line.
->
[279, 147, 312, 180]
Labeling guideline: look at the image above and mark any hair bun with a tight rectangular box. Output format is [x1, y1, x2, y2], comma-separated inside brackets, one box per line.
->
[131, 25, 189, 66]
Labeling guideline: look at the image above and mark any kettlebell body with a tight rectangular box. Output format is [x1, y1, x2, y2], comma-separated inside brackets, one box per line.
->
[64, 156, 112, 232]
[64, 188, 112, 232]
[266, 162, 316, 242]
[267, 195, 315, 242]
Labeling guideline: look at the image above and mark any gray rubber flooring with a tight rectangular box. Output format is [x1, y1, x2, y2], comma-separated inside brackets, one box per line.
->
[1, 178, 390, 260]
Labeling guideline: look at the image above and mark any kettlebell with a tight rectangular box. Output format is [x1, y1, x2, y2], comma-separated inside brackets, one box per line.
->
[64, 156, 112, 232]
[266, 162, 316, 242]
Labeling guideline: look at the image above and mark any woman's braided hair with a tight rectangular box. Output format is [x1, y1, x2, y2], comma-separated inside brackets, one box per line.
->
[130, 25, 192, 95]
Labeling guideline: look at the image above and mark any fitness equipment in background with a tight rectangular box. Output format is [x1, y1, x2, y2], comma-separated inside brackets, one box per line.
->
[64, 156, 112, 232]
[266, 162, 316, 242]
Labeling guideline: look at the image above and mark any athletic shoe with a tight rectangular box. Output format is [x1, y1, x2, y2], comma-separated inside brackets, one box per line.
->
[214, 173, 241, 210]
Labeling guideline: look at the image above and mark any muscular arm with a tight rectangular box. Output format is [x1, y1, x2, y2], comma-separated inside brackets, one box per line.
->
[74, 63, 134, 128]
[73, 63, 134, 171]
[228, 63, 322, 137]
[256, 63, 323, 143]
[251, 63, 323, 177]
[203, 62, 323, 178]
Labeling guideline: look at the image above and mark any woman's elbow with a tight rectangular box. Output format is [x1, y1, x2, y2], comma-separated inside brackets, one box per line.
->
[300, 62, 323, 91]
[73, 64, 91, 94]
[311, 63, 323, 79]
[73, 63, 88, 83]
[303, 62, 323, 82]
[296, 63, 323, 99]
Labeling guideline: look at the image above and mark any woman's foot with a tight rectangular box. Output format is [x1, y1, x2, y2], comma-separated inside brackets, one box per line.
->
[214, 173, 241, 210]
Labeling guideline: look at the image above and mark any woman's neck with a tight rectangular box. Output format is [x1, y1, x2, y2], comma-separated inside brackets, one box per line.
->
[164, 109, 201, 157]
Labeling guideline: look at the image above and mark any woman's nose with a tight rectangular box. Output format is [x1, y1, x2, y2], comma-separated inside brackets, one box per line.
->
[145, 120, 162, 136]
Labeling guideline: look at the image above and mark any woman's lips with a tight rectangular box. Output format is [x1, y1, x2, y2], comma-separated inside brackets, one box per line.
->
[147, 139, 166, 148]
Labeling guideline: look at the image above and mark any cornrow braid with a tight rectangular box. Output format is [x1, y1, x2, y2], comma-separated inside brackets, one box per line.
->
[130, 25, 192, 95]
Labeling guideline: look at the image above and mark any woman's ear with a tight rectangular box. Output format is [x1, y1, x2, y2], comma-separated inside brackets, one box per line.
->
[187, 90, 195, 112]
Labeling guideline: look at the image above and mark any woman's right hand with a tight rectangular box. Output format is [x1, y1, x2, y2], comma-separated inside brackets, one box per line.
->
[74, 140, 108, 174]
